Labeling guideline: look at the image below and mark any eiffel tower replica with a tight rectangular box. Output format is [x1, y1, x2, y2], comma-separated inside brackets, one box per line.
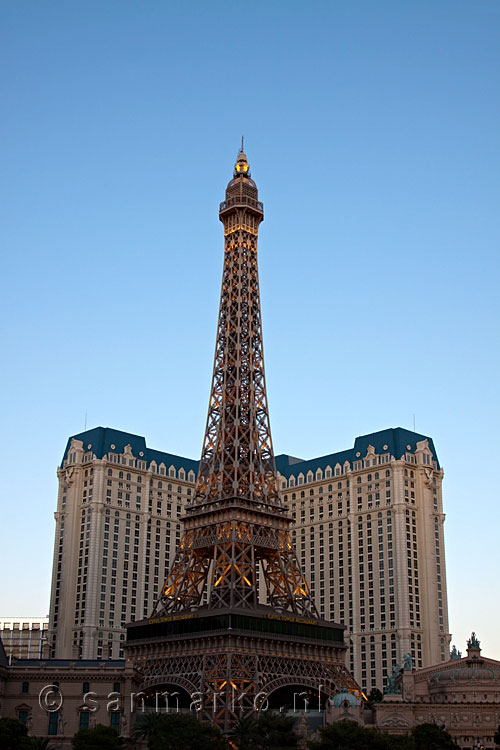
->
[126, 145, 359, 732]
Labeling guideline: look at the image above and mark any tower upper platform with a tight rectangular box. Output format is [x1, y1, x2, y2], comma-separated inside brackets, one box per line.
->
[219, 148, 263, 221]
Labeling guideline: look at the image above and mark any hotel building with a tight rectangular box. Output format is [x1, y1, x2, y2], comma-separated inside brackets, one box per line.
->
[0, 618, 49, 662]
[48, 425, 450, 693]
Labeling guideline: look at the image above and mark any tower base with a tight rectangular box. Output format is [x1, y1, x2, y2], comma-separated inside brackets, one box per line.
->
[126, 607, 361, 732]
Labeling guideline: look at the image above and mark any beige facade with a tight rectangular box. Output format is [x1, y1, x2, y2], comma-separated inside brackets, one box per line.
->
[0, 655, 141, 747]
[320, 635, 500, 750]
[49, 428, 198, 662]
[1, 634, 495, 749]
[0, 617, 49, 661]
[278, 428, 451, 693]
[48, 425, 450, 694]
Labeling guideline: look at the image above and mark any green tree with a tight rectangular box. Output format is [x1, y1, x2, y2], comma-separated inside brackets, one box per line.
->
[411, 723, 459, 750]
[230, 715, 261, 750]
[367, 688, 384, 707]
[133, 712, 166, 748]
[0, 717, 33, 750]
[387, 735, 416, 750]
[255, 711, 299, 749]
[30, 739, 57, 750]
[231, 712, 298, 750]
[71, 724, 124, 750]
[308, 719, 411, 750]
[134, 712, 228, 750]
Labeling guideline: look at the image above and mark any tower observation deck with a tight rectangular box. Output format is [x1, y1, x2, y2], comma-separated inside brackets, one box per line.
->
[126, 148, 360, 732]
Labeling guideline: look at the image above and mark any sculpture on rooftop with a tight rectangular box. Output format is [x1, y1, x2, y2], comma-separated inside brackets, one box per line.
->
[384, 663, 401, 694]
[468, 632, 481, 650]
[403, 653, 413, 671]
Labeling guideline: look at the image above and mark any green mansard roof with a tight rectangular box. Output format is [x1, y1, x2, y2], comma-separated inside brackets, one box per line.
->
[274, 427, 439, 476]
[62, 426, 439, 475]
[61, 426, 199, 475]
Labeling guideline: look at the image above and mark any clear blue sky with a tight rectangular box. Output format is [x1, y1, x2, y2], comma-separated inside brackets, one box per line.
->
[1, 1, 499, 659]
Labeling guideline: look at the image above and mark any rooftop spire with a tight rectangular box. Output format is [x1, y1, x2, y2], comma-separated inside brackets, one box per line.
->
[234, 142, 250, 177]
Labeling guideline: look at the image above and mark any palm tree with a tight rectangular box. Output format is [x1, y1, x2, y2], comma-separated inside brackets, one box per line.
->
[230, 716, 260, 750]
[133, 711, 166, 747]
[30, 739, 56, 750]
[230, 712, 298, 750]
[133, 712, 228, 749]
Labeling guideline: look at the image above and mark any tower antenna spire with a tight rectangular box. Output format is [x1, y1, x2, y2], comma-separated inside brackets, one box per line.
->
[241, 134, 244, 152]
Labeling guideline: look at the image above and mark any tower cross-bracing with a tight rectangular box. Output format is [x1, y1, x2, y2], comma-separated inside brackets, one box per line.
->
[126, 148, 359, 732]
[153, 149, 316, 619]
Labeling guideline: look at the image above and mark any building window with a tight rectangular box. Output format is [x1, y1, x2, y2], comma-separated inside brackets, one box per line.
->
[113, 682, 120, 693]
[82, 681, 89, 694]
[110, 712, 120, 732]
[48, 710, 59, 735]
[22, 681, 29, 694]
[18, 710, 28, 725]
[79, 711, 90, 729]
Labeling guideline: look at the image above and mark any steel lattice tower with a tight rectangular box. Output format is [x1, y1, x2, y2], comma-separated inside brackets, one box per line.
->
[152, 148, 316, 619]
[126, 148, 359, 732]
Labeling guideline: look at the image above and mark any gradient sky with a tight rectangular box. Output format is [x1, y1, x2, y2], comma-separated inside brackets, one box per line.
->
[1, 1, 499, 660]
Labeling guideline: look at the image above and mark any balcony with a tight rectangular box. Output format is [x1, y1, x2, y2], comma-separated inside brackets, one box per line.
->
[219, 197, 264, 214]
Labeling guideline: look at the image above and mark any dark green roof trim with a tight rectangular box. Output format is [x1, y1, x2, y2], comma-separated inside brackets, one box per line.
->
[62, 427, 199, 475]
[13, 659, 125, 668]
[275, 427, 440, 477]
